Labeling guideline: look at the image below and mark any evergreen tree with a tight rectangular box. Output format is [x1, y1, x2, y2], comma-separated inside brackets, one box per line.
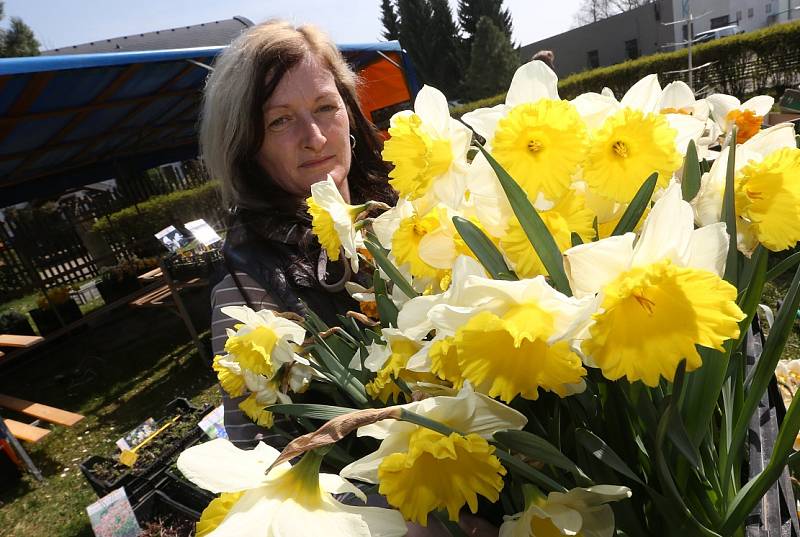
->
[0, 2, 39, 58]
[380, 0, 400, 41]
[463, 17, 519, 101]
[427, 0, 463, 96]
[397, 0, 436, 88]
[457, 0, 513, 43]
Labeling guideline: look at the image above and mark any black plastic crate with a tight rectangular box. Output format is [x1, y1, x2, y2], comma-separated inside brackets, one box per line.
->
[80, 398, 212, 504]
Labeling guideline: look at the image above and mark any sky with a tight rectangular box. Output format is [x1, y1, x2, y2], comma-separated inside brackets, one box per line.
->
[1, 0, 582, 51]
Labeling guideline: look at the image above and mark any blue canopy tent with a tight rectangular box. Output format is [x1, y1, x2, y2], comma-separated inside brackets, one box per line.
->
[0, 42, 419, 206]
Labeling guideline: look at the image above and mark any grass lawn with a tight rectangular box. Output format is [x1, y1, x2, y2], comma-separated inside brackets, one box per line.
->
[0, 289, 219, 537]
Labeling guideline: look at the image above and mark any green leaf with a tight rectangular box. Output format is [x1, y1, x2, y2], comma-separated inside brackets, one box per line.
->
[726, 262, 800, 484]
[309, 342, 368, 405]
[364, 236, 418, 299]
[765, 251, 800, 283]
[733, 246, 768, 349]
[570, 232, 583, 247]
[476, 144, 571, 295]
[663, 361, 700, 469]
[611, 172, 658, 236]
[373, 270, 398, 328]
[494, 430, 593, 484]
[452, 216, 518, 280]
[722, 129, 738, 287]
[575, 428, 644, 486]
[267, 403, 355, 421]
[720, 385, 800, 533]
[681, 139, 702, 202]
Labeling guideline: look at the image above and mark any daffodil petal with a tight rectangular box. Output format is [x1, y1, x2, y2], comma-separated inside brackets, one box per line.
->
[564, 233, 636, 298]
[742, 94, 774, 117]
[461, 103, 508, 142]
[620, 74, 661, 113]
[505, 60, 559, 107]
[177, 439, 283, 493]
[687, 223, 729, 277]
[632, 183, 694, 267]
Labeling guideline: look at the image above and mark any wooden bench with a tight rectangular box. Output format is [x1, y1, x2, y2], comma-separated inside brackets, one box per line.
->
[129, 278, 203, 308]
[0, 334, 44, 348]
[3, 419, 49, 443]
[0, 393, 84, 444]
[0, 394, 84, 427]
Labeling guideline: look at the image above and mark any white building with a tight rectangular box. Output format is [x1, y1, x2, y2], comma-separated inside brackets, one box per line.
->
[519, 0, 796, 79]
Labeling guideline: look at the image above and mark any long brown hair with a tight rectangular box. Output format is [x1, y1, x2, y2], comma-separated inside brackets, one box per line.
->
[200, 20, 395, 223]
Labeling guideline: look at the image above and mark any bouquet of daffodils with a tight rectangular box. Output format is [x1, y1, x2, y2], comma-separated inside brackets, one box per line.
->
[179, 61, 800, 537]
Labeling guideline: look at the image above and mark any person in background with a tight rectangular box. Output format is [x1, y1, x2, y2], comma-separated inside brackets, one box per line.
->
[532, 49, 555, 71]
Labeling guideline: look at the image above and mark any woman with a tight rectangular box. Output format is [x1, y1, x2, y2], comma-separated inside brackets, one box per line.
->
[202, 20, 396, 449]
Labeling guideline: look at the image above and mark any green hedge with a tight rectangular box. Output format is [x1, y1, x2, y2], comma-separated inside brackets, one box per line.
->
[452, 20, 800, 117]
[93, 181, 224, 246]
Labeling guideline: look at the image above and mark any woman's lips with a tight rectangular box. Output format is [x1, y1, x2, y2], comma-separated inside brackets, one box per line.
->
[300, 155, 334, 168]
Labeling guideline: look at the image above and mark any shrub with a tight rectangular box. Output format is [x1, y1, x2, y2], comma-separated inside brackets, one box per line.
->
[452, 20, 800, 117]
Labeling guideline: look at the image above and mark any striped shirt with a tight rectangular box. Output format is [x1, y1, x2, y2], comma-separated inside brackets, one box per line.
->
[211, 271, 290, 450]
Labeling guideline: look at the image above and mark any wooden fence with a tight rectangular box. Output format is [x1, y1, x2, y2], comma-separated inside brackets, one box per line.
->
[0, 160, 211, 302]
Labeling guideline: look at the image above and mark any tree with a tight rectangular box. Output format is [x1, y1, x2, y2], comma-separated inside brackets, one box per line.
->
[572, 0, 649, 26]
[427, 0, 464, 96]
[457, 0, 514, 43]
[380, 0, 400, 41]
[0, 2, 39, 58]
[3, 17, 40, 57]
[462, 17, 519, 101]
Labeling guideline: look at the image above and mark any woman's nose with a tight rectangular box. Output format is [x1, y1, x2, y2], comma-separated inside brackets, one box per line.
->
[301, 117, 327, 151]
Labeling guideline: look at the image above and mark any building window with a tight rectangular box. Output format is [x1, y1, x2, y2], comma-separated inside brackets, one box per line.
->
[682, 23, 689, 41]
[736, 10, 742, 21]
[625, 39, 639, 60]
[587, 49, 599, 68]
[748, 7, 754, 17]
[766, 3, 772, 13]
[710, 15, 730, 28]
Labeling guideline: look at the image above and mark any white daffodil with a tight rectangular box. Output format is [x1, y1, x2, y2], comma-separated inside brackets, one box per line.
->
[221, 305, 307, 378]
[341, 384, 525, 525]
[307, 175, 366, 273]
[341, 383, 525, 483]
[462, 61, 588, 202]
[177, 438, 407, 537]
[691, 123, 799, 255]
[357, 329, 438, 404]
[658, 81, 717, 157]
[577, 74, 704, 203]
[423, 273, 594, 401]
[499, 485, 632, 537]
[563, 184, 745, 386]
[397, 256, 487, 342]
[382, 85, 472, 211]
[707, 93, 774, 143]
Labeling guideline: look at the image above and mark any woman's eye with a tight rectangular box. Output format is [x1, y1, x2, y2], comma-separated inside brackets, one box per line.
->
[318, 103, 338, 113]
[268, 116, 291, 130]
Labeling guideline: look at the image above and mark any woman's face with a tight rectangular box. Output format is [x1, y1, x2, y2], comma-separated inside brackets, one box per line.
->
[257, 55, 352, 201]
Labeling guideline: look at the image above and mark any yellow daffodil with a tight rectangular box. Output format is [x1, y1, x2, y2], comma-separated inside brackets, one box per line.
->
[463, 61, 587, 201]
[583, 107, 682, 203]
[691, 123, 799, 255]
[359, 329, 438, 403]
[564, 184, 745, 386]
[575, 75, 702, 203]
[658, 81, 719, 155]
[382, 85, 472, 211]
[177, 438, 407, 537]
[307, 175, 366, 272]
[212, 354, 246, 398]
[221, 305, 307, 378]
[707, 93, 774, 143]
[499, 484, 632, 537]
[500, 190, 595, 277]
[426, 275, 594, 402]
[378, 428, 506, 525]
[341, 384, 526, 525]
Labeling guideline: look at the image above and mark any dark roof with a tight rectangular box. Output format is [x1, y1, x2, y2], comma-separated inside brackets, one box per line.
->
[42, 17, 254, 56]
[0, 42, 417, 206]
